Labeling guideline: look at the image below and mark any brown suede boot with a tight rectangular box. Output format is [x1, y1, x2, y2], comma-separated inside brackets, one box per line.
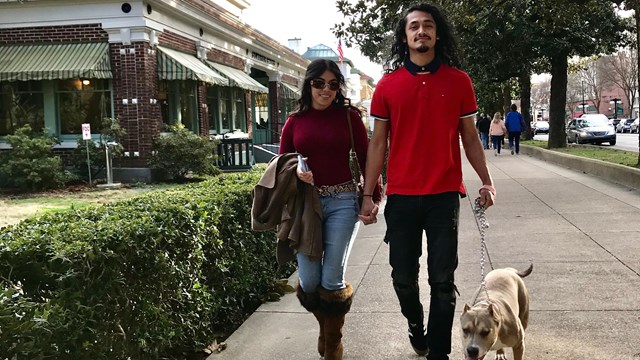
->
[296, 283, 325, 357]
[318, 283, 353, 360]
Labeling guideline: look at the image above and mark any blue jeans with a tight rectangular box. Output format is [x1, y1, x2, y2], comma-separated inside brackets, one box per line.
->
[508, 132, 521, 154]
[297, 191, 360, 292]
[491, 135, 504, 153]
[479, 132, 489, 149]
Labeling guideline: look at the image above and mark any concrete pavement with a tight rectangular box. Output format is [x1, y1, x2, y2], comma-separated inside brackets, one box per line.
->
[210, 150, 640, 360]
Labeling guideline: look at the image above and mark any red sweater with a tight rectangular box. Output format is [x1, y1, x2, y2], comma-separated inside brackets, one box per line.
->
[279, 106, 369, 188]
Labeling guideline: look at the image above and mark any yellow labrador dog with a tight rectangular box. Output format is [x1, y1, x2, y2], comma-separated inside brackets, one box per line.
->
[460, 264, 533, 360]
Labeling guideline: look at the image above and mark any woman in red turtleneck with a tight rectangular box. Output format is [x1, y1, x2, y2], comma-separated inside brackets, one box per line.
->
[279, 59, 378, 360]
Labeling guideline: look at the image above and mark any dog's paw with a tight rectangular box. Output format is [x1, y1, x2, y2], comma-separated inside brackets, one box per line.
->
[495, 354, 508, 360]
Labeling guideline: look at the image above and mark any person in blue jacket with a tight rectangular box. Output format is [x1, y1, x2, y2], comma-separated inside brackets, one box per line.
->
[504, 104, 526, 155]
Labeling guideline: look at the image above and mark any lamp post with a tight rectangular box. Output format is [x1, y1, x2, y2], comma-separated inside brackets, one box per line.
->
[610, 98, 621, 119]
[581, 81, 586, 114]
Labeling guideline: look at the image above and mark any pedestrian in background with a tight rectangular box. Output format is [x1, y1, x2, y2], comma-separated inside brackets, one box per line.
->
[489, 112, 507, 156]
[504, 103, 526, 155]
[358, 3, 495, 360]
[279, 58, 381, 360]
[476, 113, 491, 149]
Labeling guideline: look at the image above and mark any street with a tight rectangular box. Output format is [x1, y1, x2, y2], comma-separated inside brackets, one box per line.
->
[533, 132, 640, 152]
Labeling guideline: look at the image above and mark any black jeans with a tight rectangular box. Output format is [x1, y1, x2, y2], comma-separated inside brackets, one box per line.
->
[384, 192, 459, 356]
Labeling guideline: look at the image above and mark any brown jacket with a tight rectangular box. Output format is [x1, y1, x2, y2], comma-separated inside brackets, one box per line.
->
[251, 153, 323, 265]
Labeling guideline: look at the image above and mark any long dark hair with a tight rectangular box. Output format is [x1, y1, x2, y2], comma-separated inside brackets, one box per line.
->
[292, 59, 349, 114]
[388, 3, 461, 72]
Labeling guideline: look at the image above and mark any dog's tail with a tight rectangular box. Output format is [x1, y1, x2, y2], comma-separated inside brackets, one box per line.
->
[516, 263, 533, 278]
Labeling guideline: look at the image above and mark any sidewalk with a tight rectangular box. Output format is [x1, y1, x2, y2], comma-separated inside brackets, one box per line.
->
[210, 151, 640, 360]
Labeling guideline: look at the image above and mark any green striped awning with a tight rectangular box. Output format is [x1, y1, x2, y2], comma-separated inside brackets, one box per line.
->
[0, 43, 112, 81]
[206, 61, 268, 93]
[280, 82, 301, 99]
[157, 46, 228, 86]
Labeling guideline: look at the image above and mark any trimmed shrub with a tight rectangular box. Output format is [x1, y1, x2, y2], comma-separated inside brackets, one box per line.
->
[0, 125, 72, 191]
[148, 125, 220, 181]
[0, 169, 290, 359]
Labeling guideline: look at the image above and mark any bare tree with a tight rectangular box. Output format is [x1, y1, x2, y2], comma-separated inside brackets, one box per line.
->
[531, 78, 550, 120]
[578, 57, 613, 114]
[602, 49, 638, 117]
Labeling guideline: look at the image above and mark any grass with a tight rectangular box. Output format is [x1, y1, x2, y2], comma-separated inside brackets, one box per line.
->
[521, 139, 640, 168]
[0, 182, 184, 228]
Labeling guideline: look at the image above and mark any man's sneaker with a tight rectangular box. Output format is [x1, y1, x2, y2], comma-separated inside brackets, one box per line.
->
[511, 149, 515, 155]
[408, 323, 428, 356]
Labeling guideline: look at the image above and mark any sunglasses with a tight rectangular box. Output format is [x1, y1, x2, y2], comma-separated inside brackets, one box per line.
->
[311, 79, 340, 91]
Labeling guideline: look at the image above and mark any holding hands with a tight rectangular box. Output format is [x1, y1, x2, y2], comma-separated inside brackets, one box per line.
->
[358, 197, 379, 225]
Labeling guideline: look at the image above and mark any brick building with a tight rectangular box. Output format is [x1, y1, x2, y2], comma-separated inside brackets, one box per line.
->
[0, 0, 308, 180]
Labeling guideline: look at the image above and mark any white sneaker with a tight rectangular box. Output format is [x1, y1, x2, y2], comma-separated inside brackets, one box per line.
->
[494, 149, 497, 156]
[511, 150, 515, 155]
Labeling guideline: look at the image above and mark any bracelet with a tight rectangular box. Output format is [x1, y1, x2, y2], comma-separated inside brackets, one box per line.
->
[479, 184, 496, 196]
[362, 194, 373, 197]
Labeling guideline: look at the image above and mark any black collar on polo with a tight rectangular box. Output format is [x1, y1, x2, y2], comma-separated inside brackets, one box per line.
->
[404, 56, 441, 75]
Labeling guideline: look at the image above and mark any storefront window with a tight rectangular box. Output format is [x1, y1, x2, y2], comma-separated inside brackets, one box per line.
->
[233, 88, 246, 131]
[207, 86, 246, 134]
[0, 81, 45, 136]
[158, 80, 198, 132]
[57, 79, 111, 135]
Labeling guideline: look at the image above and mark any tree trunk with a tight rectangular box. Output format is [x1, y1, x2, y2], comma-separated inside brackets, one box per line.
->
[502, 83, 511, 115]
[636, 0, 640, 167]
[548, 53, 569, 149]
[519, 71, 533, 140]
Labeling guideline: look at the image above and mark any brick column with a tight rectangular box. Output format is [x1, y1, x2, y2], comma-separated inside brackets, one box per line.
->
[268, 81, 280, 144]
[111, 42, 160, 167]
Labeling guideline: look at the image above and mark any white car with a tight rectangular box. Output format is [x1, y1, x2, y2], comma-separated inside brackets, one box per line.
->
[615, 118, 635, 133]
[630, 118, 639, 133]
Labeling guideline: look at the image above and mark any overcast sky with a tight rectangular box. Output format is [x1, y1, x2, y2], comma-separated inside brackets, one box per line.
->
[241, 0, 384, 83]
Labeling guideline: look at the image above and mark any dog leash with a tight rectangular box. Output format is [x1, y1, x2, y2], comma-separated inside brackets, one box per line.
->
[468, 196, 494, 304]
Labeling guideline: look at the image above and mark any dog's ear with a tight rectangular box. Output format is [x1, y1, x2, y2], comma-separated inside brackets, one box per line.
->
[463, 304, 470, 313]
[488, 303, 501, 320]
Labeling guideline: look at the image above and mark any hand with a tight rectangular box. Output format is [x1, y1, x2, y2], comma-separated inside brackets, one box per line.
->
[296, 157, 314, 185]
[478, 188, 495, 209]
[358, 197, 379, 225]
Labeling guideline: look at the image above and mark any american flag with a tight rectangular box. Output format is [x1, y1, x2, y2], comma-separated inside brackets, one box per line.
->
[337, 39, 344, 62]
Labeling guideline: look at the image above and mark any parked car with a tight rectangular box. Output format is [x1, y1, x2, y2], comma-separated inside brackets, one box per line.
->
[615, 118, 635, 133]
[610, 118, 622, 129]
[630, 118, 639, 133]
[532, 121, 549, 135]
[567, 114, 616, 145]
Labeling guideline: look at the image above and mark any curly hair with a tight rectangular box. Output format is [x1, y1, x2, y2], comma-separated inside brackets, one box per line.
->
[292, 59, 351, 114]
[388, 3, 461, 72]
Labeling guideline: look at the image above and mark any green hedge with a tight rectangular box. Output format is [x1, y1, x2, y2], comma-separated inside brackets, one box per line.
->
[0, 170, 291, 359]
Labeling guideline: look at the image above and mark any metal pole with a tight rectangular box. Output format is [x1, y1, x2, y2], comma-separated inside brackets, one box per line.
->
[105, 145, 112, 185]
[85, 140, 92, 185]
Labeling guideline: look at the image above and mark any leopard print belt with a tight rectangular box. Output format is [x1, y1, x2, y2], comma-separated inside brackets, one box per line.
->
[316, 181, 357, 196]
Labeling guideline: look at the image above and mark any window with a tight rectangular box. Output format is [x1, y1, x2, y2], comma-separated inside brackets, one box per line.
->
[0, 81, 45, 136]
[207, 86, 246, 134]
[56, 79, 111, 136]
[158, 80, 198, 132]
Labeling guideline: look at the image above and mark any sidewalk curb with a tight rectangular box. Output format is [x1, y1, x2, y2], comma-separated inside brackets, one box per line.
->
[520, 144, 640, 189]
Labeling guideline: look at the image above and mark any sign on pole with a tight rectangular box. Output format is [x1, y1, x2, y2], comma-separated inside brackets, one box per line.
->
[82, 123, 92, 184]
[82, 123, 91, 140]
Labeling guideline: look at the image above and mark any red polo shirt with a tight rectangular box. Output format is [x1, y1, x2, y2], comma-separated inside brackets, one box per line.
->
[370, 64, 477, 196]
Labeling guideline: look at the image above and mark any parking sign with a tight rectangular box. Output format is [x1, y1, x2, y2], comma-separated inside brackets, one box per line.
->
[82, 123, 91, 140]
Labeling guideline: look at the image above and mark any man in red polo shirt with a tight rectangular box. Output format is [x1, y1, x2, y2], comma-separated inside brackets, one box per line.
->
[359, 3, 495, 360]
